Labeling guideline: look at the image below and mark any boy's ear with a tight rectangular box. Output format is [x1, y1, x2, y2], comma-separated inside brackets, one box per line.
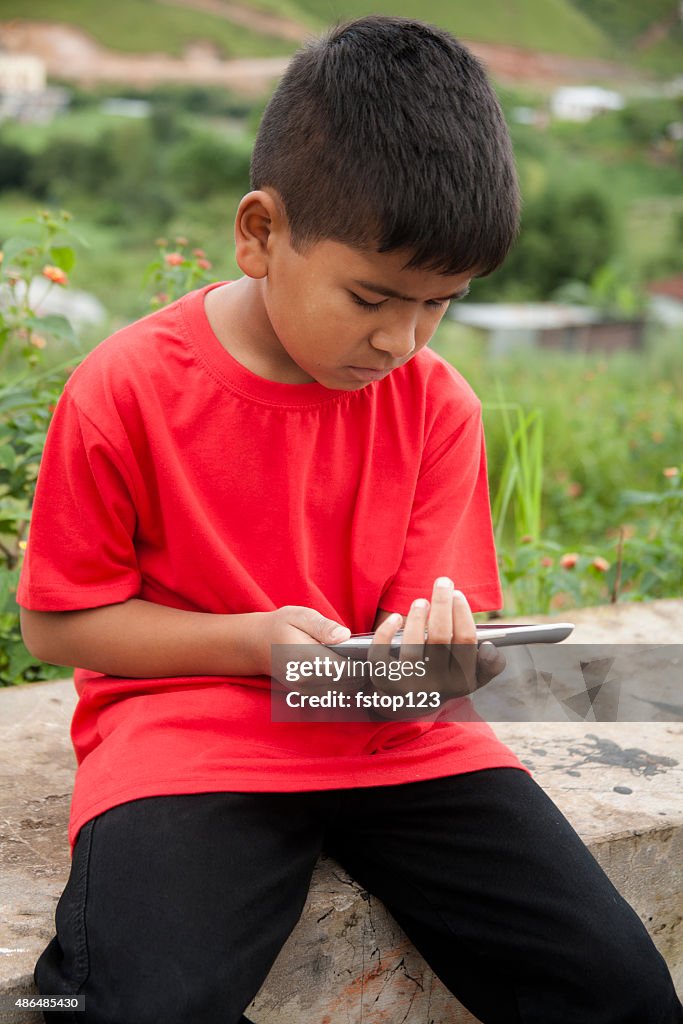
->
[234, 190, 286, 279]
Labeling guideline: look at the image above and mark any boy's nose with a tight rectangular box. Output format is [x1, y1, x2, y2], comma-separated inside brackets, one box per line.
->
[370, 325, 417, 360]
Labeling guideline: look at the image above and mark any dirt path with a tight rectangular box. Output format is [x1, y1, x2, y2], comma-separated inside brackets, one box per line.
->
[0, 19, 641, 94]
[158, 0, 310, 44]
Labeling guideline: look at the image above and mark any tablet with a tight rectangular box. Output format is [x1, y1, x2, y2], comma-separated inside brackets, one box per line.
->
[326, 622, 574, 658]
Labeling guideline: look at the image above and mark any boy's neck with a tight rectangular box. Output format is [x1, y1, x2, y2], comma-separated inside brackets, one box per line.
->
[204, 278, 315, 385]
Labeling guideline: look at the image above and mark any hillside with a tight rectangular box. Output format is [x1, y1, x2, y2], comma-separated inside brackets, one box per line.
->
[0, 0, 680, 74]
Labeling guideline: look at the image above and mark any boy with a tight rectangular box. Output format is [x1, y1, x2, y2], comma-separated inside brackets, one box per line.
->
[18, 16, 682, 1024]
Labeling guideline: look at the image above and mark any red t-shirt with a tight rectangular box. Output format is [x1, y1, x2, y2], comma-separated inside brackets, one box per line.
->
[18, 282, 527, 853]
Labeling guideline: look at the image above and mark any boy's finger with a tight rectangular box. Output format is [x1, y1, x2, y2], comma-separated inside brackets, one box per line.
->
[476, 641, 507, 687]
[368, 612, 403, 663]
[403, 598, 429, 647]
[451, 589, 477, 645]
[427, 577, 455, 644]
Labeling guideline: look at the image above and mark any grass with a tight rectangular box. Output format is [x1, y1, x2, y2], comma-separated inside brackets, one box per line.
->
[432, 319, 683, 545]
[0, 0, 298, 58]
[5, 0, 612, 59]
[294, 0, 610, 57]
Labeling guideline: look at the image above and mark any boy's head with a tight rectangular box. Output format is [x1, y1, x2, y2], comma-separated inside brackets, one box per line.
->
[250, 15, 520, 277]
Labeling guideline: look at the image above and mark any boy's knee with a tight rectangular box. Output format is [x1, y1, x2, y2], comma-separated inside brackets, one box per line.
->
[584, 927, 681, 1023]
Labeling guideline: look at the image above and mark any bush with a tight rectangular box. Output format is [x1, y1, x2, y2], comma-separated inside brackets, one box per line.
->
[0, 210, 84, 684]
[169, 134, 251, 199]
[0, 141, 32, 193]
[27, 137, 118, 200]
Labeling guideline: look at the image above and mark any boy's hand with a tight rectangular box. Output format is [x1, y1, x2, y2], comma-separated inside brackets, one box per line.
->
[367, 578, 505, 719]
[262, 605, 351, 691]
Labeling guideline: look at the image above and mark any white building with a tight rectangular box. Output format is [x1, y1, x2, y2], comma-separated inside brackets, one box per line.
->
[449, 302, 645, 355]
[0, 53, 45, 93]
[551, 86, 625, 122]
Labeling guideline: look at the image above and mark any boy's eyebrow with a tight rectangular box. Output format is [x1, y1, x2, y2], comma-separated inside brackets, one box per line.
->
[351, 279, 470, 302]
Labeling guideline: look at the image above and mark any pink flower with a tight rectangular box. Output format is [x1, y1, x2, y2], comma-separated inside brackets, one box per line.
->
[42, 265, 68, 286]
[592, 557, 610, 572]
[559, 552, 579, 569]
[164, 252, 184, 267]
[192, 248, 206, 258]
[663, 467, 679, 478]
[197, 258, 212, 270]
[174, 236, 188, 247]
[540, 556, 554, 568]
[566, 482, 582, 498]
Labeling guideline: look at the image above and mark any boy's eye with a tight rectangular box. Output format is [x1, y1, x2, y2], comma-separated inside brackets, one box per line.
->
[350, 293, 448, 311]
[350, 293, 386, 311]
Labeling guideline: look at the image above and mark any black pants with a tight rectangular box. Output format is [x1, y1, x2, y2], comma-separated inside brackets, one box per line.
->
[37, 768, 682, 1024]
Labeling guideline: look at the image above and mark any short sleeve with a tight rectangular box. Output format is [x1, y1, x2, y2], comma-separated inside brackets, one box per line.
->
[379, 404, 502, 615]
[17, 388, 141, 611]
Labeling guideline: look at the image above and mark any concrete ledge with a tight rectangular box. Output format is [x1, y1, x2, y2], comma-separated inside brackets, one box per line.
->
[2, 600, 682, 1023]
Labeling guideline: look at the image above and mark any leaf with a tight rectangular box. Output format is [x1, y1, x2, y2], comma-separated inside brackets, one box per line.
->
[49, 246, 76, 273]
[620, 489, 683, 507]
[0, 445, 16, 471]
[26, 313, 80, 348]
[1, 237, 38, 267]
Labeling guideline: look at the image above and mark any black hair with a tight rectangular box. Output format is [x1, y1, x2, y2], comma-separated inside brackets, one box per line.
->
[250, 15, 520, 276]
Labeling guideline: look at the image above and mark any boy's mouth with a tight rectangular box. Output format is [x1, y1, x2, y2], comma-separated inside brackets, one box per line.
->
[346, 365, 394, 382]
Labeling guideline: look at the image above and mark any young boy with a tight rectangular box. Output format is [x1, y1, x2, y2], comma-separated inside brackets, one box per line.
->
[18, 16, 682, 1024]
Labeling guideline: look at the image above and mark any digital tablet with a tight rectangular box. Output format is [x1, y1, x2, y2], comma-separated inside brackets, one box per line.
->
[326, 622, 574, 658]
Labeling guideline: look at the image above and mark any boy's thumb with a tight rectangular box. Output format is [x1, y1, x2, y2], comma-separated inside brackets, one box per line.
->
[285, 607, 351, 645]
[321, 618, 352, 643]
[314, 617, 351, 645]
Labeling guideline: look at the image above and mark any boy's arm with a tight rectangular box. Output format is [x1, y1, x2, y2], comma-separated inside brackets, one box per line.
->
[20, 600, 350, 679]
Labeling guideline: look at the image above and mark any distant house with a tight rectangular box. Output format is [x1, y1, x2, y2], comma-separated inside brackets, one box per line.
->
[647, 274, 683, 327]
[0, 53, 45, 93]
[0, 52, 69, 122]
[550, 86, 624, 122]
[449, 303, 646, 356]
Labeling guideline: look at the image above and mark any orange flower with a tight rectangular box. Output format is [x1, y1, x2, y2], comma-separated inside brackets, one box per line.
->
[520, 535, 534, 544]
[559, 552, 579, 569]
[48, 403, 56, 414]
[663, 467, 680, 478]
[197, 258, 212, 270]
[174, 236, 188, 247]
[591, 556, 610, 572]
[155, 237, 168, 248]
[651, 431, 664, 444]
[42, 265, 68, 286]
[164, 253, 184, 267]
[30, 334, 47, 349]
[566, 482, 582, 498]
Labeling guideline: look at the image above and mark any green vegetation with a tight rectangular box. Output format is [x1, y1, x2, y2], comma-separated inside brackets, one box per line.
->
[571, 0, 678, 47]
[294, 0, 608, 57]
[433, 322, 683, 614]
[0, 0, 297, 57]
[4, 0, 682, 72]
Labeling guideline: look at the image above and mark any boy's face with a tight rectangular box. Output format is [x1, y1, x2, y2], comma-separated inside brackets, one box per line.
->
[254, 233, 474, 391]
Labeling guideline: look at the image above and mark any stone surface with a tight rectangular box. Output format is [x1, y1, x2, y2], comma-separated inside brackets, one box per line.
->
[1, 599, 682, 1023]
